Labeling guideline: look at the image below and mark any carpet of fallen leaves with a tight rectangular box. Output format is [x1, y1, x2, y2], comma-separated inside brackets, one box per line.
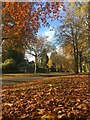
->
[2, 74, 90, 120]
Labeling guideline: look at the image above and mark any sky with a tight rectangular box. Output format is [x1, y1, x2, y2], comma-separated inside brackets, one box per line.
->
[26, 20, 64, 62]
[26, 7, 66, 62]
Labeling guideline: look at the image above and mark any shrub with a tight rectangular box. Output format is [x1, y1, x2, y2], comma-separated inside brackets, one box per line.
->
[37, 68, 48, 73]
[17, 61, 28, 73]
[2, 59, 19, 74]
[4, 58, 15, 65]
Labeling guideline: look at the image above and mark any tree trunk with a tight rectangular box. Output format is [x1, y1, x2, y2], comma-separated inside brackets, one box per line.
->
[88, 1, 90, 74]
[79, 51, 82, 73]
[88, 1, 90, 48]
[87, 2, 90, 93]
[34, 55, 38, 73]
[73, 45, 78, 74]
[75, 54, 78, 74]
[34, 61, 36, 73]
[71, 26, 79, 74]
[75, 28, 79, 74]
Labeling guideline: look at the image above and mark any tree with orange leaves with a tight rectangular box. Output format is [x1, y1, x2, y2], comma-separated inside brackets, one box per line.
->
[2, 2, 65, 43]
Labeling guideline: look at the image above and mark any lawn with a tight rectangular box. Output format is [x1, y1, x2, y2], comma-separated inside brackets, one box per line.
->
[1, 74, 90, 120]
[2, 73, 71, 86]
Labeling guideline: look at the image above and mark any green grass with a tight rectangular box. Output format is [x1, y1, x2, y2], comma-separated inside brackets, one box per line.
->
[2, 74, 46, 86]
[2, 72, 89, 87]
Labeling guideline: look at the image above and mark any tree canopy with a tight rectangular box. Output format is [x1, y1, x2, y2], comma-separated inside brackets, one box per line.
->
[2, 2, 65, 42]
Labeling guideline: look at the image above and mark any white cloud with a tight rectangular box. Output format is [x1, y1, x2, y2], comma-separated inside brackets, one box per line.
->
[25, 53, 35, 62]
[25, 29, 55, 62]
[44, 30, 55, 42]
[56, 46, 63, 55]
[47, 52, 51, 58]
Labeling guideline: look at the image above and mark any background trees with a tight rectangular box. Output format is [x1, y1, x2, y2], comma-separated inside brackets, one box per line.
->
[50, 52, 62, 72]
[47, 58, 53, 72]
[2, 38, 25, 62]
[50, 51, 71, 72]
[25, 36, 55, 73]
[2, 2, 65, 73]
[40, 48, 49, 69]
[2, 38, 25, 73]
[1, 2, 90, 74]
[55, 2, 89, 74]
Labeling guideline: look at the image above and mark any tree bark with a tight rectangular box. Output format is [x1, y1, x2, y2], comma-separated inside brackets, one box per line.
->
[71, 25, 79, 74]
[74, 49, 78, 74]
[73, 41, 79, 74]
[79, 51, 82, 73]
[75, 39, 79, 74]
[88, 1, 90, 48]
[88, 1, 90, 73]
[34, 55, 38, 73]
[88, 1, 90, 93]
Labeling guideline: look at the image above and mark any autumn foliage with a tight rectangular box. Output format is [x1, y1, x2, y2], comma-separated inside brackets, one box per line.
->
[2, 74, 90, 119]
[2, 2, 64, 41]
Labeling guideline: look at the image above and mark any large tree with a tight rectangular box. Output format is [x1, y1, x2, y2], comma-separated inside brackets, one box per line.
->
[50, 51, 71, 72]
[2, 2, 65, 43]
[87, 1, 90, 91]
[2, 38, 25, 63]
[25, 36, 55, 73]
[40, 48, 49, 69]
[55, 2, 89, 74]
[2, 2, 65, 73]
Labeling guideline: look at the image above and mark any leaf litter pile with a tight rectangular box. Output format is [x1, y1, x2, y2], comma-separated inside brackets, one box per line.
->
[2, 75, 90, 120]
